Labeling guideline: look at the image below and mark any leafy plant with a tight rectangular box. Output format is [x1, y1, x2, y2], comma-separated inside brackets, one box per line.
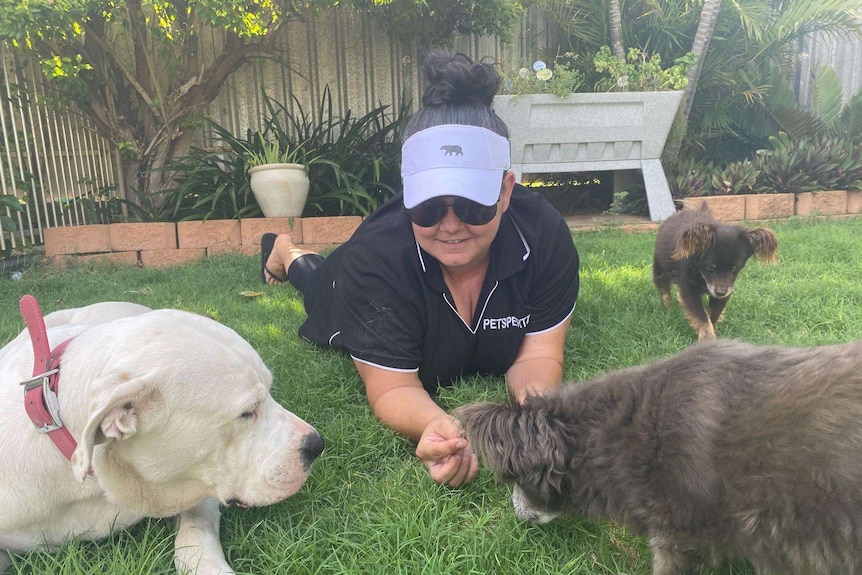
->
[608, 185, 649, 216]
[240, 132, 310, 168]
[498, 56, 586, 97]
[666, 131, 862, 200]
[1, 192, 23, 227]
[0, 194, 24, 258]
[256, 87, 408, 217]
[710, 160, 760, 195]
[765, 66, 862, 145]
[593, 46, 696, 92]
[754, 132, 840, 195]
[498, 46, 694, 97]
[665, 157, 715, 200]
[134, 135, 264, 222]
[143, 86, 408, 221]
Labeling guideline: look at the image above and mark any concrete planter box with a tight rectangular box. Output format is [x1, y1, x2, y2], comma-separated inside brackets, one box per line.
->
[794, 190, 847, 217]
[493, 91, 683, 222]
[744, 193, 795, 220]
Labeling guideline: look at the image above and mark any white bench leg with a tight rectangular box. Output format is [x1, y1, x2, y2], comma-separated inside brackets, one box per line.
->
[641, 159, 677, 221]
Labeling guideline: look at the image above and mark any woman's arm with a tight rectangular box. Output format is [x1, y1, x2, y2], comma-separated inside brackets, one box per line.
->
[505, 315, 571, 402]
[354, 359, 478, 487]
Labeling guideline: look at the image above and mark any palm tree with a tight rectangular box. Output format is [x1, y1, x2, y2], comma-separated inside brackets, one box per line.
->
[663, 0, 722, 161]
[608, 0, 626, 60]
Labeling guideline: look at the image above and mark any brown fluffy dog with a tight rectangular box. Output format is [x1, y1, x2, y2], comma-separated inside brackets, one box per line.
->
[458, 338, 862, 575]
[653, 205, 778, 340]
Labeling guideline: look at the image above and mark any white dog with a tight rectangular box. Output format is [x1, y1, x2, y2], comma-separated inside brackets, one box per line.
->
[0, 301, 323, 574]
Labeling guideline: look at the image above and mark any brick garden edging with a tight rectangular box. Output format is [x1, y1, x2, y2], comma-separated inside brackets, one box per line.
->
[45, 216, 363, 268]
[44, 191, 862, 268]
[683, 190, 861, 221]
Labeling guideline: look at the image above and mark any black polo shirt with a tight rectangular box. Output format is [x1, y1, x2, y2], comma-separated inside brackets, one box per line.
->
[298, 184, 579, 393]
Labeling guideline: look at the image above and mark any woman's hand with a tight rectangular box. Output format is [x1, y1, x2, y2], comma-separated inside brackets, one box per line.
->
[416, 414, 479, 488]
[355, 361, 479, 487]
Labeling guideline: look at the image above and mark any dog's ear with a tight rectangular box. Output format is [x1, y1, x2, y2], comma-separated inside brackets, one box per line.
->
[746, 228, 778, 264]
[71, 373, 165, 483]
[671, 222, 714, 260]
[456, 401, 571, 496]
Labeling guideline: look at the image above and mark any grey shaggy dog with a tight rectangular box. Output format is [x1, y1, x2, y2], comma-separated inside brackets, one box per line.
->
[457, 338, 862, 575]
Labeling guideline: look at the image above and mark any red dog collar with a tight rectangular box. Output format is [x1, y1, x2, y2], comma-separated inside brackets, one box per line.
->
[19, 295, 77, 460]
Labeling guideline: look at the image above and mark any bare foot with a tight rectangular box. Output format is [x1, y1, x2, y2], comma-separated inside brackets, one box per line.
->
[264, 234, 317, 285]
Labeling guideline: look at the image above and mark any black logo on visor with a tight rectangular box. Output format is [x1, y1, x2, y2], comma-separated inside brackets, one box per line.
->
[440, 145, 463, 156]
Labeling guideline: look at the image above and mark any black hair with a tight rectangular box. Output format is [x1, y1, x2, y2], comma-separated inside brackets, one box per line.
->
[403, 49, 509, 141]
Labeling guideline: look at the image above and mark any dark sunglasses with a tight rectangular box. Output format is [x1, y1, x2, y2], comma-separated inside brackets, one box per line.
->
[407, 196, 499, 227]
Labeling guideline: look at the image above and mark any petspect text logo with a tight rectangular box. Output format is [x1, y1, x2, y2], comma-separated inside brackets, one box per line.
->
[482, 314, 530, 331]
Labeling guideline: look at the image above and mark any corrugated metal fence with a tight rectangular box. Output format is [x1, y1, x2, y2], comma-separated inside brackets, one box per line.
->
[797, 32, 862, 108]
[1, 7, 861, 253]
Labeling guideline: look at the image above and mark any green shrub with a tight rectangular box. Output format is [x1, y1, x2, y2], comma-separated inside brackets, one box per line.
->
[257, 87, 409, 217]
[498, 56, 586, 97]
[141, 86, 410, 221]
[754, 132, 840, 194]
[137, 137, 263, 222]
[665, 157, 714, 200]
[710, 160, 760, 195]
[592, 46, 695, 92]
[665, 133, 862, 199]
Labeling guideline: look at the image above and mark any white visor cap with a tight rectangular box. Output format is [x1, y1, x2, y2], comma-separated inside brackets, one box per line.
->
[401, 125, 511, 209]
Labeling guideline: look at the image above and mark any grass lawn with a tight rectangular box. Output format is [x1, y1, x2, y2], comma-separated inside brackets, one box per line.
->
[1, 215, 861, 575]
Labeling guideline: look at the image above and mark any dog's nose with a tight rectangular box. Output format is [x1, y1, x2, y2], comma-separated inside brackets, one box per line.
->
[712, 286, 732, 298]
[300, 431, 325, 469]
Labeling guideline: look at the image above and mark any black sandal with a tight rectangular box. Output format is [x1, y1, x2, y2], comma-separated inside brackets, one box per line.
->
[260, 233, 288, 284]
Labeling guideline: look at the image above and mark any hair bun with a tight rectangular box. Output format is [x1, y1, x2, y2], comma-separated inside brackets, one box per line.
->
[420, 49, 500, 108]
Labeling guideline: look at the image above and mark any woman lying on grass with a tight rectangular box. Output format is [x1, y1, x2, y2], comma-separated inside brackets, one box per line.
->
[260, 49, 579, 488]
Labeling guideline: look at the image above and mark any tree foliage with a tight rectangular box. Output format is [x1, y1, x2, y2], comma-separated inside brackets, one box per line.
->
[0, 0, 523, 206]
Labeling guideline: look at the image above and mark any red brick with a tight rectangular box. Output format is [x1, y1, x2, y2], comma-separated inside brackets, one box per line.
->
[619, 223, 660, 234]
[846, 190, 862, 214]
[301, 216, 362, 244]
[681, 196, 746, 221]
[139, 248, 206, 268]
[177, 220, 241, 251]
[50, 251, 139, 269]
[44, 225, 111, 256]
[744, 194, 794, 220]
[110, 222, 177, 251]
[795, 190, 846, 216]
[239, 218, 303, 255]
